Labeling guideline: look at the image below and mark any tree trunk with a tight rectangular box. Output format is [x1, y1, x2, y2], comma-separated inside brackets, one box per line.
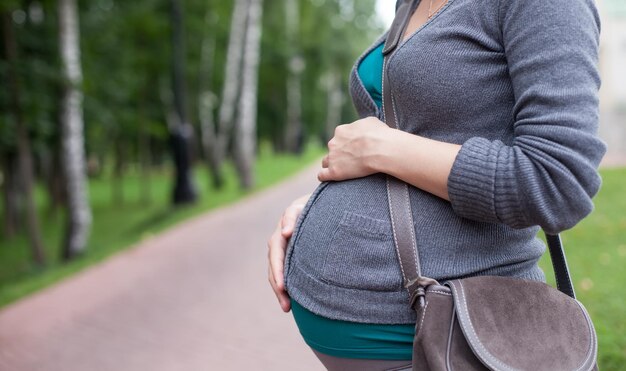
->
[2, 12, 46, 265]
[283, 0, 305, 154]
[137, 92, 152, 205]
[214, 0, 249, 189]
[45, 134, 67, 216]
[197, 11, 222, 190]
[233, 0, 264, 190]
[199, 93, 222, 189]
[2, 152, 21, 239]
[112, 136, 125, 205]
[169, 0, 197, 205]
[58, 0, 92, 260]
[324, 67, 344, 142]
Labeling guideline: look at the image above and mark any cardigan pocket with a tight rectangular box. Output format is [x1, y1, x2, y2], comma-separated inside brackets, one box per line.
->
[320, 210, 404, 292]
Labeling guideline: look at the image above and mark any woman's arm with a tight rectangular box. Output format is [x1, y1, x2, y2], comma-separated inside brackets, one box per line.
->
[320, 0, 606, 234]
[445, 0, 605, 234]
[318, 117, 460, 201]
[373, 129, 461, 201]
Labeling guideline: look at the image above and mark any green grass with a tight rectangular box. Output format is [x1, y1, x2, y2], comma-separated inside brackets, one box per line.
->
[538, 167, 626, 370]
[0, 141, 325, 308]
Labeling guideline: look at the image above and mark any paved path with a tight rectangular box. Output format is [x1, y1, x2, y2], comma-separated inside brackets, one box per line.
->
[0, 162, 324, 371]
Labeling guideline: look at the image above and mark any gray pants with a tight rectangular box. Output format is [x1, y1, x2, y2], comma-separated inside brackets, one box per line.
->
[312, 349, 412, 371]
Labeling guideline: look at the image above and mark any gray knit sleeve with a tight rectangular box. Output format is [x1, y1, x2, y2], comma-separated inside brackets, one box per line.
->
[447, 0, 606, 234]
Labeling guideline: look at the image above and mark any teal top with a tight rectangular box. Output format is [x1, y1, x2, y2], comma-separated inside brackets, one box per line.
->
[290, 41, 414, 360]
[291, 298, 413, 360]
[357, 42, 385, 108]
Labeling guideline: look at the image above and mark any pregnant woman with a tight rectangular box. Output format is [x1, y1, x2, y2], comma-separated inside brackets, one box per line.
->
[267, 0, 606, 369]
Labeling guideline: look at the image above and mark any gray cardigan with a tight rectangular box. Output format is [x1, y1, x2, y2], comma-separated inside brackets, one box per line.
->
[284, 0, 606, 324]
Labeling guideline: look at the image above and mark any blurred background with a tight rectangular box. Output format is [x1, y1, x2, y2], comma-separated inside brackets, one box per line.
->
[0, 0, 624, 370]
[0, 0, 382, 303]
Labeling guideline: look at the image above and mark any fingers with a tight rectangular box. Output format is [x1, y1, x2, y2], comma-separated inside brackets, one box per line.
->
[268, 265, 291, 312]
[321, 154, 329, 168]
[268, 222, 291, 312]
[317, 167, 333, 182]
[319, 154, 334, 181]
[280, 202, 305, 238]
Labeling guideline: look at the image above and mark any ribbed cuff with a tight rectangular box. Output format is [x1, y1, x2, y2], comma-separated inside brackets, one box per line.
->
[448, 137, 499, 223]
[447, 137, 527, 227]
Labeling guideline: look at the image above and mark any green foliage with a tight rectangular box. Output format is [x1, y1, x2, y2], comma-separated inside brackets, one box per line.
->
[1, 1, 60, 156]
[1, 0, 382, 177]
[0, 1, 21, 12]
[290, 0, 384, 141]
[257, 0, 384, 145]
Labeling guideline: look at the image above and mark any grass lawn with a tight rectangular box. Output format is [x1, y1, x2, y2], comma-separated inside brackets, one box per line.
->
[539, 167, 626, 370]
[0, 141, 325, 308]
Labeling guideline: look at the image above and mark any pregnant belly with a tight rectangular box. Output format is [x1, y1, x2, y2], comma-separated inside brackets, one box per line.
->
[283, 173, 405, 293]
[283, 172, 547, 310]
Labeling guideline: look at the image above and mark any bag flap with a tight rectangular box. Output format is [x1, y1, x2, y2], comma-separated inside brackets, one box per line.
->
[446, 277, 597, 371]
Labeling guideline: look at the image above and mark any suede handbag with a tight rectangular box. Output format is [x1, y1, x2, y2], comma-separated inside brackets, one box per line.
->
[382, 1, 598, 370]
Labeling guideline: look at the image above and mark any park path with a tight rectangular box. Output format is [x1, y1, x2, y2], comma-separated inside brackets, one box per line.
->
[0, 162, 324, 371]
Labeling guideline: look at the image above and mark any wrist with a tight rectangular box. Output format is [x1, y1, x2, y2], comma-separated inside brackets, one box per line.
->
[368, 127, 401, 174]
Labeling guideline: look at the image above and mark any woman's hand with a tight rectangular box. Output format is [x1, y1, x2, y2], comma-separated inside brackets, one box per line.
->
[267, 193, 311, 312]
[318, 117, 392, 182]
[320, 115, 461, 201]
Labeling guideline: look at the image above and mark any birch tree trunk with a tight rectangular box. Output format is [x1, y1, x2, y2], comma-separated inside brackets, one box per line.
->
[214, 0, 249, 188]
[283, 0, 305, 154]
[324, 67, 344, 142]
[198, 11, 222, 189]
[233, 0, 263, 190]
[58, 0, 92, 260]
[2, 11, 47, 265]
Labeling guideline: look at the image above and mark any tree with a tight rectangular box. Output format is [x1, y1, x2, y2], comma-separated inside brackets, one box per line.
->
[233, 0, 263, 189]
[197, 10, 221, 188]
[0, 0, 383, 252]
[168, 0, 197, 204]
[324, 67, 344, 142]
[213, 0, 249, 189]
[283, 0, 304, 154]
[58, 0, 92, 260]
[2, 10, 47, 265]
